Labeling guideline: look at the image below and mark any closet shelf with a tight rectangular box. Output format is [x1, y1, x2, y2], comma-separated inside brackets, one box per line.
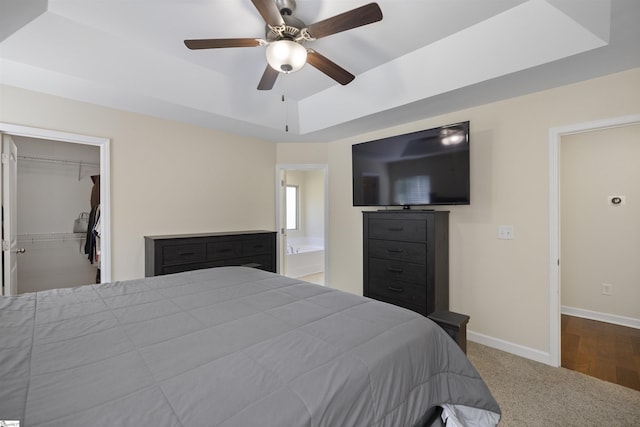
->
[18, 155, 99, 181]
[18, 232, 86, 244]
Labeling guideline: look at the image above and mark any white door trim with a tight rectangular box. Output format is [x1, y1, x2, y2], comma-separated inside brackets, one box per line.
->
[276, 163, 329, 285]
[548, 113, 640, 367]
[0, 123, 112, 283]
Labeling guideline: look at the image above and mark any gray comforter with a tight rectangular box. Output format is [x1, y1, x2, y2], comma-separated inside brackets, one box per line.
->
[0, 267, 500, 426]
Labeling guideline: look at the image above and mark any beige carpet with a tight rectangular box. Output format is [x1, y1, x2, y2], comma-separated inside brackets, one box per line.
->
[467, 342, 640, 426]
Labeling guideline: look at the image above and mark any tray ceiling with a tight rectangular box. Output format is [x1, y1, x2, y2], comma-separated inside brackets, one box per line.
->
[1, 0, 639, 142]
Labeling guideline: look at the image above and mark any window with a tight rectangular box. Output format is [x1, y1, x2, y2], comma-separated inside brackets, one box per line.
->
[286, 185, 299, 230]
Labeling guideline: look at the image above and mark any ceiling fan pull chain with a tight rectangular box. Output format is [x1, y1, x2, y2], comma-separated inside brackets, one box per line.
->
[282, 78, 290, 133]
[282, 93, 288, 132]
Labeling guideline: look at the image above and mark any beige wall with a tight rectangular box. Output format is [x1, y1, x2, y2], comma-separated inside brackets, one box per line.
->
[286, 169, 325, 240]
[1, 85, 277, 281]
[302, 169, 325, 240]
[276, 143, 328, 165]
[561, 124, 640, 319]
[319, 68, 640, 354]
[284, 170, 322, 239]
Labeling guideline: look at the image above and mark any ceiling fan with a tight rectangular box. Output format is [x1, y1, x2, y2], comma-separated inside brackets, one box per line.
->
[184, 0, 383, 90]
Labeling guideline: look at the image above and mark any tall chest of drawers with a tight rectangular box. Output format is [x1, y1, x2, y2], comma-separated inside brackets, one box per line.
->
[363, 211, 449, 316]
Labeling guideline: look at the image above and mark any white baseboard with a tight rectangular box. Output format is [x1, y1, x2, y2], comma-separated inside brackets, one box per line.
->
[561, 306, 640, 329]
[468, 330, 552, 366]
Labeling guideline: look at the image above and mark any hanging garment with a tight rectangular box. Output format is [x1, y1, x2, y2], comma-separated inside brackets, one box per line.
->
[84, 204, 100, 264]
[85, 175, 101, 265]
[93, 206, 101, 264]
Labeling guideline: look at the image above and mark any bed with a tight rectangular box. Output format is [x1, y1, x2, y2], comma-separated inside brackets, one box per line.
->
[0, 267, 500, 426]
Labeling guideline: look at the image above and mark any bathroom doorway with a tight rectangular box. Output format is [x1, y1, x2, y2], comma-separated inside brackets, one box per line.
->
[276, 164, 328, 286]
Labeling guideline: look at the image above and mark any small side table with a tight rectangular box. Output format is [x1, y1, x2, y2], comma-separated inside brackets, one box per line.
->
[428, 311, 470, 354]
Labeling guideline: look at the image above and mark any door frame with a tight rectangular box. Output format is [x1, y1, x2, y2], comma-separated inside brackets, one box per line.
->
[548, 113, 640, 367]
[2, 135, 18, 295]
[275, 163, 329, 284]
[0, 123, 112, 283]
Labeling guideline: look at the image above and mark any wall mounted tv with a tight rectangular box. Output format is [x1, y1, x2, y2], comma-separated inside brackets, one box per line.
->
[352, 121, 470, 207]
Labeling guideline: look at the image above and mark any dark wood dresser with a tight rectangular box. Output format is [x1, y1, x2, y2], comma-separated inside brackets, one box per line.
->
[363, 210, 449, 316]
[145, 230, 276, 277]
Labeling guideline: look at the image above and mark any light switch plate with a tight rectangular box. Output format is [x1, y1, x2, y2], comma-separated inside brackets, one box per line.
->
[498, 225, 514, 240]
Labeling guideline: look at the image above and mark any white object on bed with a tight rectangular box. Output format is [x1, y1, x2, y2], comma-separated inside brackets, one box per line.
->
[442, 404, 502, 427]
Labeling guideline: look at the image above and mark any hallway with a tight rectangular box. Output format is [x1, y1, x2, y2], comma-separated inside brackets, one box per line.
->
[561, 314, 640, 391]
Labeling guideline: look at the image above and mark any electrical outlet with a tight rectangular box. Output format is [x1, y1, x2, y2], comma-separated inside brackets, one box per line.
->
[498, 225, 514, 240]
[602, 283, 613, 296]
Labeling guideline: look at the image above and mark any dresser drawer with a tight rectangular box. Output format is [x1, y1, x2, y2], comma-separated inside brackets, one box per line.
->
[369, 258, 426, 284]
[162, 243, 206, 265]
[240, 254, 273, 271]
[368, 219, 427, 242]
[162, 261, 215, 275]
[207, 241, 242, 260]
[242, 237, 272, 256]
[368, 278, 426, 309]
[209, 254, 273, 271]
[368, 240, 426, 264]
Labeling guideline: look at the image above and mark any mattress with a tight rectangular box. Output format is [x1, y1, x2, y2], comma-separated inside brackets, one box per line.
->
[0, 267, 500, 426]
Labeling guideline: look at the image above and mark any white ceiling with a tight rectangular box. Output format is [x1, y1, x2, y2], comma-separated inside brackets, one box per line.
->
[1, 0, 639, 142]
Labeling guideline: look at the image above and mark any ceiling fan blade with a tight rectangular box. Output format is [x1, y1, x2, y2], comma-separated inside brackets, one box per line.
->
[306, 3, 382, 39]
[257, 65, 279, 90]
[306, 50, 355, 86]
[184, 38, 262, 50]
[251, 0, 285, 27]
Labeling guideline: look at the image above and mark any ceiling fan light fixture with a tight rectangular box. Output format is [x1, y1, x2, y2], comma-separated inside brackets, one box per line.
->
[266, 40, 307, 73]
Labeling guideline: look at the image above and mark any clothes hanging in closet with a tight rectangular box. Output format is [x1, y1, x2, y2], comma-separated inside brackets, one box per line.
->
[84, 175, 100, 266]
[84, 205, 100, 264]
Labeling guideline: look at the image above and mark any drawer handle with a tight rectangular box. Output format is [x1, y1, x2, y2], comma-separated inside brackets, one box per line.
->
[388, 286, 404, 293]
[387, 248, 404, 253]
[219, 248, 233, 253]
[179, 251, 195, 256]
[387, 267, 404, 273]
[388, 227, 404, 232]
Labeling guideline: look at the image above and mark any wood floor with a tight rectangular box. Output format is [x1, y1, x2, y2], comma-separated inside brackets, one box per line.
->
[561, 314, 640, 391]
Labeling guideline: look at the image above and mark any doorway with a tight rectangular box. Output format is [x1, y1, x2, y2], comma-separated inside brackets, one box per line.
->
[559, 123, 640, 388]
[549, 114, 640, 367]
[0, 123, 111, 295]
[276, 164, 328, 286]
[14, 136, 101, 293]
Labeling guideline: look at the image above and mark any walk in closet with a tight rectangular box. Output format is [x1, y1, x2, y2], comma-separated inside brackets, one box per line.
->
[14, 136, 100, 293]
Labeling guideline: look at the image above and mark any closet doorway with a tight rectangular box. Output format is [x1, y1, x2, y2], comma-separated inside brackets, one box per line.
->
[0, 123, 111, 295]
[276, 164, 328, 286]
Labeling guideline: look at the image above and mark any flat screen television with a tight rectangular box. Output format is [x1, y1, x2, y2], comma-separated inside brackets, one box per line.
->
[352, 121, 470, 207]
